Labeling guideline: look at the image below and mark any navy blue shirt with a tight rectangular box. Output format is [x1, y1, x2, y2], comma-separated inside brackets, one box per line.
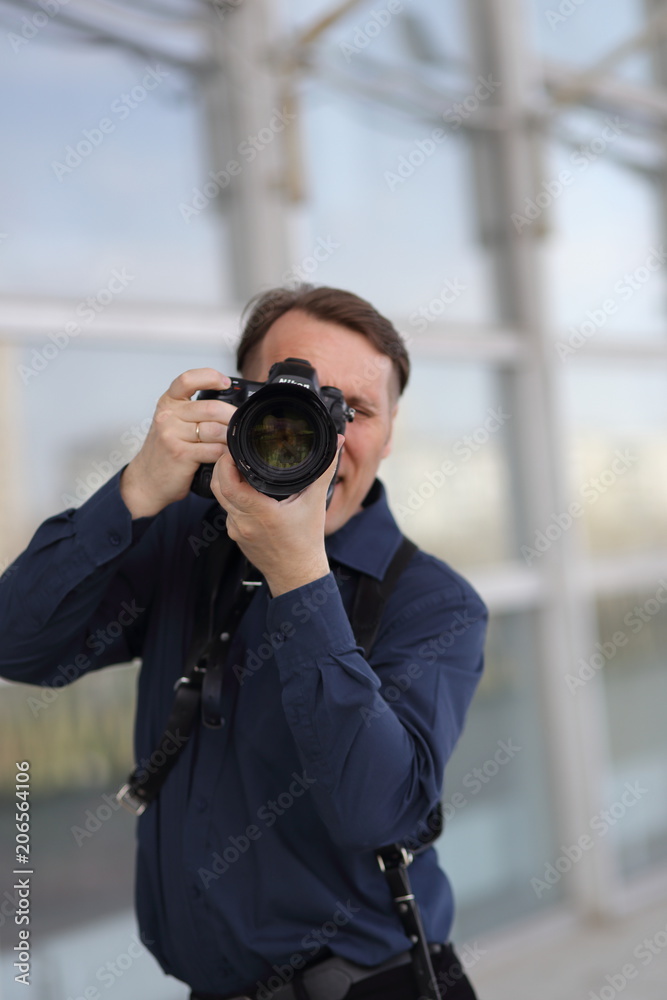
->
[0, 472, 487, 995]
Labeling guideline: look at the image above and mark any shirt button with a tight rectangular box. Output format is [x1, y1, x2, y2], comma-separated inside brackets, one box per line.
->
[195, 796, 209, 813]
[108, 531, 121, 546]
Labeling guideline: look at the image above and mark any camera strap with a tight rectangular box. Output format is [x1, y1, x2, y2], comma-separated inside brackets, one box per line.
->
[376, 828, 443, 1000]
[116, 524, 443, 999]
[116, 522, 258, 814]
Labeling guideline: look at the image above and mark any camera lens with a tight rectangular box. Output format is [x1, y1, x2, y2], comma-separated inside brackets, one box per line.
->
[248, 403, 315, 470]
[191, 359, 352, 502]
[228, 385, 338, 498]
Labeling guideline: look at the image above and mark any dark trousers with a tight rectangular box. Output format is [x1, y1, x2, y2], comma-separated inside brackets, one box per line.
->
[345, 945, 478, 1000]
[191, 944, 478, 1000]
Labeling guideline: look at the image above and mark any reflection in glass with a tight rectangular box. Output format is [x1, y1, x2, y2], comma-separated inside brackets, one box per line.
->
[298, 82, 498, 323]
[14, 345, 234, 537]
[0, 665, 138, 934]
[250, 408, 314, 469]
[287, 0, 498, 324]
[382, 360, 514, 568]
[596, 591, 667, 877]
[0, 44, 227, 304]
[530, 0, 650, 81]
[562, 363, 667, 554]
[544, 109, 667, 341]
[440, 611, 562, 939]
[284, 0, 471, 89]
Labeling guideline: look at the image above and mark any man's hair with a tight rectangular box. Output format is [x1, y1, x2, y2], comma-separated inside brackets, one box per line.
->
[236, 284, 410, 396]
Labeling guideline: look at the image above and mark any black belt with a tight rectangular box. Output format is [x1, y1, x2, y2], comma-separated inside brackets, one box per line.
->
[191, 944, 447, 1000]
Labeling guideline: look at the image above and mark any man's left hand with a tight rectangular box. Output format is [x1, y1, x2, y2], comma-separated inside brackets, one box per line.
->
[210, 437, 344, 597]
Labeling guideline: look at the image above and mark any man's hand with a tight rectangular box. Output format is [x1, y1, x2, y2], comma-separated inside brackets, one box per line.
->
[210, 438, 344, 597]
[120, 368, 234, 519]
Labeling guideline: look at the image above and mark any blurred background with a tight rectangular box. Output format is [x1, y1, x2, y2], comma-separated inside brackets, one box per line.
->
[1, 0, 666, 997]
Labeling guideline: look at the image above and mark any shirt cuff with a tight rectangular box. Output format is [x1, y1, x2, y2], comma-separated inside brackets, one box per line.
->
[74, 467, 156, 568]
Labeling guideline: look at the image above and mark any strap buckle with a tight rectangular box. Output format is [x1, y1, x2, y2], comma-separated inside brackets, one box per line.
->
[376, 844, 413, 872]
[116, 783, 148, 817]
[173, 663, 207, 692]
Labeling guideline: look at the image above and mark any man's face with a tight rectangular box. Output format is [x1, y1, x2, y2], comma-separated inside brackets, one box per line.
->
[242, 309, 398, 535]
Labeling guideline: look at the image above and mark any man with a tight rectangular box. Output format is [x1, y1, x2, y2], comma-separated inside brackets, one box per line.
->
[0, 285, 487, 999]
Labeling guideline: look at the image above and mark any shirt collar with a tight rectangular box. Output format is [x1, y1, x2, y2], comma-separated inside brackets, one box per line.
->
[325, 478, 404, 582]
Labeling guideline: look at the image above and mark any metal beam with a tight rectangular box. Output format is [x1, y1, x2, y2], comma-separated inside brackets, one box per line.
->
[0, 298, 241, 351]
[548, 5, 667, 107]
[544, 60, 667, 122]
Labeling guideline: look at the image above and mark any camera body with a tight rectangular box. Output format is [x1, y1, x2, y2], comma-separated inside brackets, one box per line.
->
[190, 357, 354, 503]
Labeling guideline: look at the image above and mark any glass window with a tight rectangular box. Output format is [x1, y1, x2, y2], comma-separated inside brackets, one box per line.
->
[299, 93, 498, 323]
[544, 110, 667, 343]
[562, 362, 667, 555]
[530, 0, 651, 82]
[0, 35, 227, 305]
[382, 359, 515, 568]
[297, 83, 498, 323]
[440, 611, 562, 939]
[14, 341, 235, 533]
[283, 0, 471, 90]
[596, 590, 667, 878]
[0, 666, 137, 796]
[284, 0, 498, 324]
[0, 665, 139, 961]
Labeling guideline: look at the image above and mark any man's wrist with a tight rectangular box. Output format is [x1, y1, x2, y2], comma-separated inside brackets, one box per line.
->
[120, 465, 166, 519]
[265, 555, 331, 598]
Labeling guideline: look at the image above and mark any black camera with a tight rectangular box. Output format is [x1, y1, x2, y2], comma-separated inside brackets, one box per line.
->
[190, 358, 355, 503]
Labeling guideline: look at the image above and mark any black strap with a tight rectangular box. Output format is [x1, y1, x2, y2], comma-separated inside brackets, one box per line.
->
[117, 517, 254, 814]
[352, 537, 417, 657]
[198, 546, 262, 730]
[116, 677, 205, 815]
[186, 523, 240, 678]
[354, 539, 441, 997]
[376, 844, 442, 1000]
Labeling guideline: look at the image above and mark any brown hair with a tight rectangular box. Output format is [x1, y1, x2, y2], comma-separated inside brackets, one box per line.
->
[236, 284, 410, 396]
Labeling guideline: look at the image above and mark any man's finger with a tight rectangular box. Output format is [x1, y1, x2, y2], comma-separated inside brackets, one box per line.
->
[284, 435, 345, 505]
[211, 451, 250, 505]
[191, 421, 228, 444]
[186, 397, 235, 422]
[167, 368, 231, 401]
[322, 435, 345, 482]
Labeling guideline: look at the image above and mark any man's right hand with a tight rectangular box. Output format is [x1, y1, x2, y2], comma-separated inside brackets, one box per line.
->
[120, 368, 235, 519]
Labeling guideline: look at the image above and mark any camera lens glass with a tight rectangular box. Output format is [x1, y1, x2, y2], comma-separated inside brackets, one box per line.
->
[248, 403, 315, 470]
[228, 382, 340, 497]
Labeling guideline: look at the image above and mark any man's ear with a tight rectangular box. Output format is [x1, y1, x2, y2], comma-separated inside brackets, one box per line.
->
[381, 402, 399, 460]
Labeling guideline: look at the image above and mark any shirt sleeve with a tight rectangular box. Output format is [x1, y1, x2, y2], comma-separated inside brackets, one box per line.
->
[0, 469, 161, 687]
[266, 558, 488, 851]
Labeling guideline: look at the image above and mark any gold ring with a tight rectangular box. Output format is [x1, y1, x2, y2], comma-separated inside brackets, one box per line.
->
[195, 423, 201, 443]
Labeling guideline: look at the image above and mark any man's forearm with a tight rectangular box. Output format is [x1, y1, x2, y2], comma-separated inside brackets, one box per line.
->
[0, 471, 155, 684]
